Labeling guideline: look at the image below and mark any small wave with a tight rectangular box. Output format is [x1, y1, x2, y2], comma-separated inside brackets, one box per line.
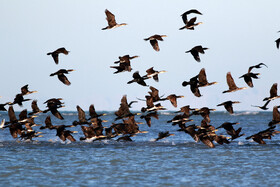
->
[62, 112, 77, 116]
[232, 111, 259, 116]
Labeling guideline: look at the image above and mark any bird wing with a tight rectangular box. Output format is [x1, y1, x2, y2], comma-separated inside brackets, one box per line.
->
[21, 85, 28, 95]
[56, 47, 69, 55]
[190, 84, 201, 97]
[105, 9, 117, 27]
[8, 106, 17, 123]
[226, 72, 238, 90]
[77, 105, 86, 122]
[270, 83, 278, 98]
[225, 103, 234, 114]
[198, 68, 208, 86]
[58, 74, 71, 85]
[51, 109, 64, 120]
[150, 40, 160, 51]
[146, 67, 155, 75]
[276, 38, 280, 49]
[89, 104, 98, 118]
[51, 53, 59, 64]
[190, 50, 200, 62]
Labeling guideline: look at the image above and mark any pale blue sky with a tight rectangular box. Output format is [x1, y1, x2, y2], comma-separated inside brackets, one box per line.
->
[1, 1, 280, 111]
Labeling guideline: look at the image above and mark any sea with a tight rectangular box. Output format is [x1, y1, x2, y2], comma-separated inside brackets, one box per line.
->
[1, 111, 280, 186]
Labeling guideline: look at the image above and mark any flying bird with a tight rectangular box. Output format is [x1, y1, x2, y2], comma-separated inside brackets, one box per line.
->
[251, 100, 271, 110]
[127, 71, 149, 86]
[144, 67, 166, 82]
[185, 45, 208, 62]
[47, 47, 69, 64]
[239, 72, 260, 88]
[223, 72, 247, 93]
[144, 34, 167, 51]
[50, 69, 74, 86]
[217, 101, 240, 114]
[276, 38, 280, 49]
[248, 63, 267, 73]
[102, 9, 127, 30]
[263, 83, 280, 101]
[154, 131, 174, 141]
[21, 85, 37, 95]
[182, 75, 201, 97]
[198, 68, 217, 87]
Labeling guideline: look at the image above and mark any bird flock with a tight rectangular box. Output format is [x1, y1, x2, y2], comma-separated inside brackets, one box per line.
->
[1, 9, 280, 148]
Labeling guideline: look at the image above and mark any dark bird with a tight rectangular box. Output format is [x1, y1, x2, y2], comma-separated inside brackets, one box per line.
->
[43, 98, 64, 120]
[198, 68, 218, 87]
[148, 86, 165, 102]
[182, 75, 201, 97]
[217, 101, 241, 114]
[141, 96, 166, 112]
[0, 102, 12, 111]
[114, 55, 139, 64]
[28, 100, 42, 115]
[12, 94, 31, 107]
[192, 107, 216, 123]
[263, 83, 280, 101]
[80, 126, 106, 141]
[40, 116, 55, 130]
[144, 34, 167, 51]
[72, 105, 90, 126]
[47, 47, 69, 64]
[163, 94, 184, 108]
[239, 72, 260, 88]
[251, 100, 271, 110]
[115, 95, 133, 121]
[217, 122, 244, 140]
[144, 67, 166, 82]
[246, 126, 280, 144]
[110, 63, 129, 74]
[276, 38, 280, 49]
[197, 129, 215, 148]
[50, 69, 75, 86]
[223, 72, 247, 93]
[179, 17, 203, 30]
[55, 125, 77, 142]
[178, 124, 199, 142]
[127, 71, 149, 86]
[248, 63, 267, 73]
[140, 111, 159, 127]
[102, 9, 127, 30]
[88, 104, 106, 120]
[154, 131, 174, 141]
[175, 105, 196, 118]
[181, 9, 202, 24]
[21, 85, 37, 95]
[185, 45, 208, 62]
[268, 106, 280, 126]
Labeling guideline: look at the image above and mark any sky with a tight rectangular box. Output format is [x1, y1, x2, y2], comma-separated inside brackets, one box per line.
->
[0, 0, 280, 112]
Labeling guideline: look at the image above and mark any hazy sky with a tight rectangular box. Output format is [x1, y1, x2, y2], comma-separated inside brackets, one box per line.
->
[1, 1, 280, 112]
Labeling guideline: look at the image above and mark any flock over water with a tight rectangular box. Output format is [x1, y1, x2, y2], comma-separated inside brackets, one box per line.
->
[1, 9, 280, 148]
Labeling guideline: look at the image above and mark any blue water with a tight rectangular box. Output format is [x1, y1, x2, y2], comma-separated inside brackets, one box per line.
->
[1, 111, 280, 186]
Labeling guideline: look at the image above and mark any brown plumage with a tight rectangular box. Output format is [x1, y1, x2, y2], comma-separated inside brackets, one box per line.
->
[114, 95, 132, 121]
[102, 9, 127, 30]
[28, 100, 42, 115]
[163, 94, 184, 108]
[140, 111, 159, 127]
[144, 34, 167, 51]
[223, 72, 247, 93]
[268, 106, 280, 126]
[47, 47, 69, 64]
[217, 122, 244, 140]
[21, 85, 37, 95]
[263, 83, 280, 101]
[198, 68, 217, 87]
[50, 69, 74, 86]
[246, 126, 280, 144]
[144, 67, 166, 82]
[12, 93, 31, 107]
